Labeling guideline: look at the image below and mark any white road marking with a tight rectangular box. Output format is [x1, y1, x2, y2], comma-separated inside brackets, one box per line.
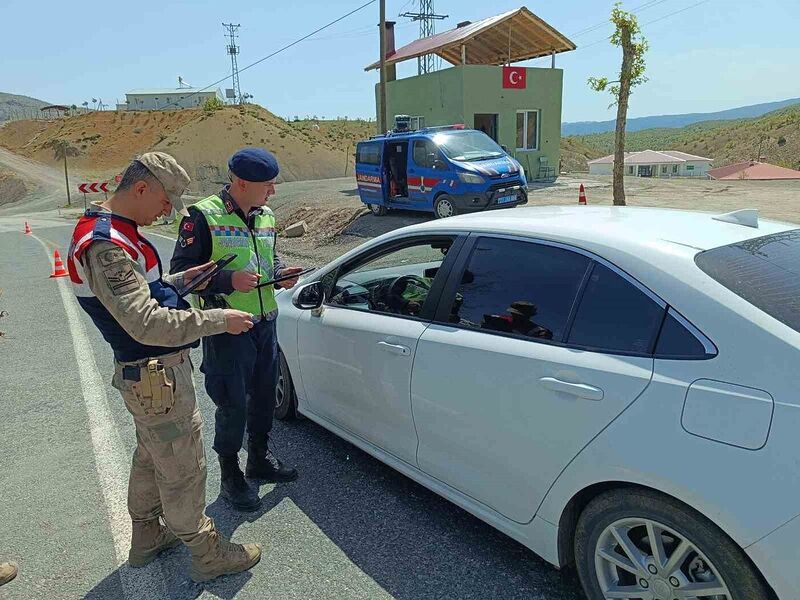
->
[31, 234, 171, 600]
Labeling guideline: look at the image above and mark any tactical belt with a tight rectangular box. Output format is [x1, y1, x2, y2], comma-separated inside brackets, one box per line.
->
[119, 349, 190, 382]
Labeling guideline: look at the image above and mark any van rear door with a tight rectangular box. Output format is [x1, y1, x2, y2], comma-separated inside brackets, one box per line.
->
[355, 141, 385, 207]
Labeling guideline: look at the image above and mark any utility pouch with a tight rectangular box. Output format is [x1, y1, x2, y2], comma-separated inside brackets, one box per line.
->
[130, 360, 175, 415]
[145, 360, 175, 415]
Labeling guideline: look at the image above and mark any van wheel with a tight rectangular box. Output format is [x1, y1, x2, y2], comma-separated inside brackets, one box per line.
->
[575, 488, 771, 600]
[368, 204, 387, 216]
[434, 195, 457, 219]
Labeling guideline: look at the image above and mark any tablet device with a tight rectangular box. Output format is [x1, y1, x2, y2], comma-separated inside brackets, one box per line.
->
[177, 253, 237, 297]
[255, 267, 317, 289]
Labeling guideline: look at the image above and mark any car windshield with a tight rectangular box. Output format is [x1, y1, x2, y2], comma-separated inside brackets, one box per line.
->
[432, 131, 505, 162]
[695, 229, 800, 334]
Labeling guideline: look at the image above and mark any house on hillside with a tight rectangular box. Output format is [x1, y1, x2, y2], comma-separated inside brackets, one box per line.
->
[588, 150, 713, 177]
[119, 87, 225, 111]
[707, 161, 800, 180]
[365, 7, 576, 181]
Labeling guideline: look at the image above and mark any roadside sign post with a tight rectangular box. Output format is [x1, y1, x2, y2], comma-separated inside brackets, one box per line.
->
[78, 182, 110, 210]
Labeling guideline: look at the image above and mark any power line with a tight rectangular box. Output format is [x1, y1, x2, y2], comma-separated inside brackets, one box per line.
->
[575, 0, 712, 52]
[570, 0, 672, 38]
[163, 0, 378, 110]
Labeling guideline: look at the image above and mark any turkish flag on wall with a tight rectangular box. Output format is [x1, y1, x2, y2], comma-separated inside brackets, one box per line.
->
[502, 66, 527, 89]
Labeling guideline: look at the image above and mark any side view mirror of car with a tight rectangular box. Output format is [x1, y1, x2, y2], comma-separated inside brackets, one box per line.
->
[292, 281, 324, 310]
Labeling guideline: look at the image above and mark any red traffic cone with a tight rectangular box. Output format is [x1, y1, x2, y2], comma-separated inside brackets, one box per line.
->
[50, 249, 68, 278]
[24, 221, 32, 235]
[578, 183, 587, 205]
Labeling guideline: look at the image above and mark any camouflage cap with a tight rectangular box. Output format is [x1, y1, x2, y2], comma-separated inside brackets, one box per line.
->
[137, 151, 191, 216]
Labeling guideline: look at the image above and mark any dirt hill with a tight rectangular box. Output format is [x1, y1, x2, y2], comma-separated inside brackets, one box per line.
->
[0, 105, 376, 194]
[563, 105, 800, 172]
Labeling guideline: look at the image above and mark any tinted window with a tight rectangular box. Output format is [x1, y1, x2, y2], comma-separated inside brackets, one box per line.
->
[412, 139, 440, 169]
[655, 309, 714, 359]
[568, 263, 665, 354]
[446, 238, 590, 342]
[357, 143, 381, 165]
[328, 239, 452, 318]
[696, 230, 800, 334]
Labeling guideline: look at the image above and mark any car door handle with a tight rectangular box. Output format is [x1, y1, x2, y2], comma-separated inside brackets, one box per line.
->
[377, 341, 411, 356]
[539, 377, 604, 401]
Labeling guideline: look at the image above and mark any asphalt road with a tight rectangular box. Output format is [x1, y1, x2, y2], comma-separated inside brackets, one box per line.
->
[0, 213, 583, 600]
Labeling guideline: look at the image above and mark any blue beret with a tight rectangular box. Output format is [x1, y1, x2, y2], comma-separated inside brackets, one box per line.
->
[228, 148, 279, 182]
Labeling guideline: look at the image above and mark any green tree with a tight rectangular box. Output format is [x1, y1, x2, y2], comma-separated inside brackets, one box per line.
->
[588, 3, 649, 206]
[203, 96, 225, 112]
[51, 140, 79, 206]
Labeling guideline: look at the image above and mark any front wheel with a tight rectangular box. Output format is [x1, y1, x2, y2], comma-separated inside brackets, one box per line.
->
[434, 194, 458, 219]
[575, 488, 771, 600]
[274, 352, 297, 420]
[368, 204, 387, 216]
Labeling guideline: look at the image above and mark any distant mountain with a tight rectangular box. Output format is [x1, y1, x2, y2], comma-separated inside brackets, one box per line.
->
[0, 92, 52, 123]
[562, 104, 800, 172]
[562, 98, 800, 136]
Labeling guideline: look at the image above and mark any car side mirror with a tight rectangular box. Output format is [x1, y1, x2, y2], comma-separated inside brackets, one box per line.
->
[292, 281, 323, 310]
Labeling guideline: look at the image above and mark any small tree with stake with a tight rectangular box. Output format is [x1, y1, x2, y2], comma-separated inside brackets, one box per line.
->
[588, 3, 649, 206]
[51, 139, 79, 207]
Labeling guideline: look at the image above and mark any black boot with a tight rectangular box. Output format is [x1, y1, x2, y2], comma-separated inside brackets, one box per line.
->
[219, 454, 261, 512]
[245, 442, 298, 483]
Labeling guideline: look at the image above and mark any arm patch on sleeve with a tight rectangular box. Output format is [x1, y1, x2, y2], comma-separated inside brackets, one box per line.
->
[98, 248, 139, 296]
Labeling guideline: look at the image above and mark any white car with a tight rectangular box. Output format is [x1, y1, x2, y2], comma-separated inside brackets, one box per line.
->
[275, 206, 800, 600]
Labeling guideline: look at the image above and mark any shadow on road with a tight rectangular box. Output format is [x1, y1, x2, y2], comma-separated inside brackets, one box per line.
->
[343, 210, 433, 239]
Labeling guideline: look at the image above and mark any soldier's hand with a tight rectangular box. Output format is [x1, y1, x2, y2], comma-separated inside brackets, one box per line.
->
[232, 271, 261, 292]
[181, 261, 215, 291]
[276, 266, 304, 289]
[224, 309, 254, 334]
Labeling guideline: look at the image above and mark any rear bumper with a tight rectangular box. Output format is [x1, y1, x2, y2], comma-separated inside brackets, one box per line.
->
[450, 184, 528, 212]
[746, 513, 800, 599]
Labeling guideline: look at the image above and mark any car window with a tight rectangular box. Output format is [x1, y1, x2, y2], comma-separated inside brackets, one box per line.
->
[357, 143, 381, 166]
[655, 308, 716, 359]
[413, 139, 440, 169]
[327, 239, 453, 318]
[567, 263, 665, 354]
[444, 237, 591, 342]
[695, 229, 800, 334]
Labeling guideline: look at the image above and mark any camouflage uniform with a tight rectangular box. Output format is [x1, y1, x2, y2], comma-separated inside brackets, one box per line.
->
[80, 235, 225, 553]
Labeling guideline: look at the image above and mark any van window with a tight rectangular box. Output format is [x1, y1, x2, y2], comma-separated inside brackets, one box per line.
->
[413, 139, 440, 169]
[357, 143, 381, 166]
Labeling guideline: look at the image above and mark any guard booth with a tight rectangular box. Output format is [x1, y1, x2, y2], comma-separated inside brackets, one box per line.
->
[366, 7, 575, 182]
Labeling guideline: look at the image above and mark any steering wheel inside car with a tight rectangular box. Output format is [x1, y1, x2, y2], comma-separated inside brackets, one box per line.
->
[385, 274, 432, 315]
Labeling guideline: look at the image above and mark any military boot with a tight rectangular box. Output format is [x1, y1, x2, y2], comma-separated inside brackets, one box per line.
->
[0, 562, 18, 587]
[245, 440, 298, 483]
[219, 454, 261, 512]
[128, 518, 181, 567]
[189, 530, 261, 583]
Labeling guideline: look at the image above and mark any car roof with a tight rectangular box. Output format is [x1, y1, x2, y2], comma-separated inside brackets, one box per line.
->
[396, 205, 797, 272]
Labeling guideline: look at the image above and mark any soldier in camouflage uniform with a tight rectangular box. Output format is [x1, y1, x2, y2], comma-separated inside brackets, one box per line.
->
[67, 152, 261, 582]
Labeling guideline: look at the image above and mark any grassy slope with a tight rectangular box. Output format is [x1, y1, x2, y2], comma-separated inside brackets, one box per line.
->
[562, 105, 800, 172]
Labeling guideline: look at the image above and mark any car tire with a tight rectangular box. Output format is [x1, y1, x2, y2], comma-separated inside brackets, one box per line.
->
[274, 351, 297, 420]
[368, 204, 387, 216]
[575, 488, 771, 600]
[434, 194, 458, 219]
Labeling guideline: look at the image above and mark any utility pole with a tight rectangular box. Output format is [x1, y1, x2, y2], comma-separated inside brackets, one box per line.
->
[401, 0, 447, 75]
[223, 22, 242, 104]
[379, 0, 387, 134]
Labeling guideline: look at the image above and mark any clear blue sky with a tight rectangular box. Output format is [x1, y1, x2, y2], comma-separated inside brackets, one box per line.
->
[3, 0, 799, 122]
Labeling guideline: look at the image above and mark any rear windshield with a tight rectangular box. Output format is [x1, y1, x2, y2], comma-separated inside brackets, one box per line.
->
[357, 143, 381, 165]
[695, 229, 800, 333]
